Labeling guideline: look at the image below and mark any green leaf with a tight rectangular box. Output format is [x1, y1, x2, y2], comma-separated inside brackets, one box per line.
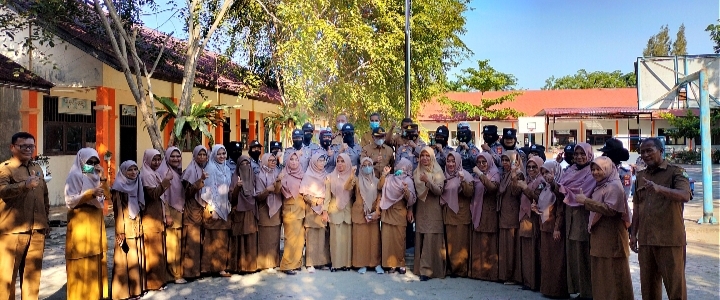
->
[174, 116, 186, 138]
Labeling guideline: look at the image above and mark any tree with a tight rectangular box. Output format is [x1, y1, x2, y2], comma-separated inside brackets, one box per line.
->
[438, 60, 523, 120]
[672, 24, 687, 55]
[706, 20, 720, 53]
[643, 25, 671, 56]
[263, 103, 309, 145]
[542, 69, 636, 90]
[155, 96, 227, 149]
[658, 109, 720, 143]
[273, 0, 472, 132]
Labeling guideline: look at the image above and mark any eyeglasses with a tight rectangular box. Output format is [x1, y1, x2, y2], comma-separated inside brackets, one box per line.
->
[86, 160, 101, 166]
[527, 166, 538, 170]
[13, 144, 35, 151]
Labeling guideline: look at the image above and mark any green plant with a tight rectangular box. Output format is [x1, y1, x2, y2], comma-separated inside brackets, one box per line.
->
[712, 149, 720, 164]
[673, 150, 701, 164]
[155, 96, 226, 149]
[263, 104, 309, 145]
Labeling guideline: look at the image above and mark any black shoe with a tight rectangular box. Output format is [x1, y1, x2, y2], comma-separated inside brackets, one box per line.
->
[340, 267, 349, 271]
[520, 285, 531, 290]
[398, 267, 406, 274]
[419, 275, 430, 281]
[330, 268, 338, 272]
[283, 270, 297, 275]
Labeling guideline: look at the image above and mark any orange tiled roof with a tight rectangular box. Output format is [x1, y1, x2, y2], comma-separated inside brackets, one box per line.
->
[419, 88, 638, 121]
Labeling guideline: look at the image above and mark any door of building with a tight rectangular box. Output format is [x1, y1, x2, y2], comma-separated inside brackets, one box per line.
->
[119, 105, 137, 164]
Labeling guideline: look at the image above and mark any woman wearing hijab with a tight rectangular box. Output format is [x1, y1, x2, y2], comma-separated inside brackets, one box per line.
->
[200, 145, 233, 277]
[497, 150, 524, 284]
[380, 158, 416, 274]
[469, 152, 501, 281]
[300, 153, 331, 273]
[351, 157, 384, 274]
[558, 143, 596, 299]
[442, 151, 475, 278]
[412, 147, 446, 281]
[279, 152, 306, 275]
[157, 147, 186, 284]
[230, 155, 258, 274]
[111, 161, 146, 300]
[514, 156, 545, 290]
[140, 149, 172, 290]
[64, 148, 109, 299]
[575, 157, 633, 300]
[326, 153, 354, 271]
[181, 145, 209, 279]
[255, 153, 283, 272]
[534, 161, 568, 298]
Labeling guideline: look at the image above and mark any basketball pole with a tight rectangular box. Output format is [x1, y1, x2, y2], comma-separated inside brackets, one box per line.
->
[404, 0, 411, 118]
[697, 69, 717, 224]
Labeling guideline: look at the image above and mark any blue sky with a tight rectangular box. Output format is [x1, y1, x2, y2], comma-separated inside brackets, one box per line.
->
[142, 0, 719, 90]
[455, 0, 719, 89]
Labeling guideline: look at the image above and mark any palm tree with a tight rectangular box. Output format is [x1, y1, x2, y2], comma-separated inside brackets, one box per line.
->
[155, 96, 227, 149]
[263, 103, 309, 146]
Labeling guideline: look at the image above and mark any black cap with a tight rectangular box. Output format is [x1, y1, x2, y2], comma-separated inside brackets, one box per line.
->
[302, 122, 314, 132]
[564, 144, 576, 153]
[401, 117, 413, 124]
[319, 128, 333, 138]
[269, 141, 282, 150]
[225, 141, 242, 151]
[372, 127, 387, 137]
[502, 128, 517, 140]
[248, 140, 263, 149]
[598, 138, 624, 152]
[404, 123, 419, 131]
[435, 125, 449, 137]
[292, 129, 303, 138]
[529, 144, 545, 153]
[341, 123, 355, 133]
[483, 125, 498, 135]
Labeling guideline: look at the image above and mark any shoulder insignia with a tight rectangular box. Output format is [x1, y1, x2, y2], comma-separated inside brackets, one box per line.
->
[682, 170, 689, 178]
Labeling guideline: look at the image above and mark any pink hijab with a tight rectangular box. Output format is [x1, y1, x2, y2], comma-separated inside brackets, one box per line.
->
[588, 156, 632, 231]
[560, 143, 596, 207]
[140, 149, 162, 188]
[256, 153, 281, 217]
[471, 152, 500, 230]
[157, 147, 184, 212]
[537, 161, 564, 224]
[299, 153, 328, 214]
[181, 145, 208, 206]
[519, 156, 545, 221]
[380, 158, 417, 210]
[441, 152, 473, 214]
[328, 153, 353, 210]
[281, 152, 304, 200]
[112, 160, 145, 219]
[64, 148, 104, 209]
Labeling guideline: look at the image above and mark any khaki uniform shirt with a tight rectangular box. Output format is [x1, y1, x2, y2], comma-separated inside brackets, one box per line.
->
[361, 144, 395, 178]
[0, 157, 49, 234]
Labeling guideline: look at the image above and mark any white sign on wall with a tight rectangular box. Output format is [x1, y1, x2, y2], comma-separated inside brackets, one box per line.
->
[518, 116, 546, 133]
[58, 98, 91, 115]
[121, 105, 137, 116]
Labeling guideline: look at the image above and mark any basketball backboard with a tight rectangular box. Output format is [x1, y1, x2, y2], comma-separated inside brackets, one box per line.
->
[518, 116, 545, 134]
[636, 55, 720, 110]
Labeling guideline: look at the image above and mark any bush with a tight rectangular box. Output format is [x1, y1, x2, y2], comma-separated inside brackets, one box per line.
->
[673, 150, 701, 164]
[713, 149, 720, 164]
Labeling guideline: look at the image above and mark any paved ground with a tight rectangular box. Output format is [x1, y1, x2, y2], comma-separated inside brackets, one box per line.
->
[21, 164, 720, 299]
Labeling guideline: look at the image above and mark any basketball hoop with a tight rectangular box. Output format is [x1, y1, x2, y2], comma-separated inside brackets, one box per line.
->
[527, 122, 536, 133]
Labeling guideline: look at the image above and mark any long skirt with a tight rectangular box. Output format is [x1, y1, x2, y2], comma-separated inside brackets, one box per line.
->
[66, 254, 108, 300]
[305, 227, 330, 267]
[498, 228, 517, 282]
[539, 231, 568, 298]
[329, 223, 352, 268]
[516, 235, 540, 290]
[567, 240, 592, 297]
[470, 231, 498, 281]
[352, 222, 381, 267]
[414, 232, 446, 278]
[112, 237, 145, 300]
[257, 225, 281, 270]
[446, 224, 470, 277]
[182, 223, 202, 278]
[201, 229, 230, 274]
[166, 227, 183, 280]
[591, 256, 634, 300]
[280, 219, 305, 271]
[381, 224, 406, 268]
[232, 233, 258, 273]
[144, 231, 168, 290]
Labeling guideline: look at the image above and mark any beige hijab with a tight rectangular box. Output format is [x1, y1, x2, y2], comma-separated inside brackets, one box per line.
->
[328, 153, 353, 210]
[413, 146, 445, 202]
[358, 157, 379, 214]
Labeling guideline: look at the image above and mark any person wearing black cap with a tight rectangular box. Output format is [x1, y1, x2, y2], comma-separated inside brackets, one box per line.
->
[225, 141, 243, 173]
[527, 144, 547, 161]
[432, 125, 454, 170]
[326, 123, 362, 173]
[555, 144, 576, 170]
[316, 128, 336, 172]
[361, 127, 395, 178]
[456, 122, 481, 174]
[480, 125, 504, 166]
[598, 138, 633, 199]
[269, 141, 283, 170]
[248, 140, 263, 175]
[284, 127, 317, 172]
[499, 128, 527, 166]
[391, 122, 426, 171]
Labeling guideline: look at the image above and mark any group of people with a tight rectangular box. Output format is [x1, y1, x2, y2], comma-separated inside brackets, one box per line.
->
[0, 113, 691, 299]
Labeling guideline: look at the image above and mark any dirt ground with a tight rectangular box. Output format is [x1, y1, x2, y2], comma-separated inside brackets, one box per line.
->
[21, 165, 720, 299]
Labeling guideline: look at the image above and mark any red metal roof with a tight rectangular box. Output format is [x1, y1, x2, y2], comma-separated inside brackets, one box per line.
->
[419, 88, 638, 121]
[540, 107, 654, 116]
[0, 53, 53, 91]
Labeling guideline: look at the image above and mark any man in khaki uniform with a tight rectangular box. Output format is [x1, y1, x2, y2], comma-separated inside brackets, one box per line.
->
[360, 113, 382, 149]
[631, 137, 691, 300]
[361, 127, 394, 178]
[0, 132, 49, 300]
